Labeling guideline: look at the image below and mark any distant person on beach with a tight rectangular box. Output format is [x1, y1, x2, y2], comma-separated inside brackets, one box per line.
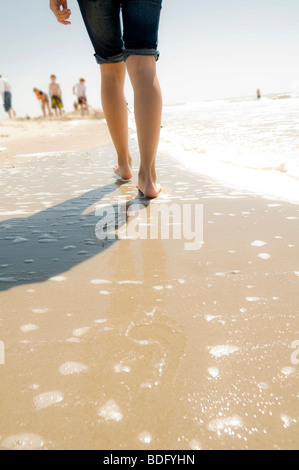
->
[33, 88, 53, 117]
[73, 79, 89, 116]
[50, 0, 163, 198]
[0, 75, 16, 118]
[257, 89, 261, 100]
[49, 74, 63, 117]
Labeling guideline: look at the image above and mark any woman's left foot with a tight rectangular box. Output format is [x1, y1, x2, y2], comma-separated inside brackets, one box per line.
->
[113, 156, 133, 181]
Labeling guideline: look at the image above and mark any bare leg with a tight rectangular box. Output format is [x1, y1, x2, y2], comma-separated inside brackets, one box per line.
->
[46, 103, 52, 117]
[100, 62, 132, 180]
[126, 55, 162, 198]
[42, 103, 46, 118]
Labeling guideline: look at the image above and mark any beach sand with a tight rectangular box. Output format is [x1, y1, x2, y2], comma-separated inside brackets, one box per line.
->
[0, 119, 298, 450]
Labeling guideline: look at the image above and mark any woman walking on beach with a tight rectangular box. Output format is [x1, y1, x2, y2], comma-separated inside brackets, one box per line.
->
[50, 0, 163, 198]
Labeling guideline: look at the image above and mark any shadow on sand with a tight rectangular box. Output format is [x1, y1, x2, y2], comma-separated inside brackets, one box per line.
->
[0, 182, 150, 292]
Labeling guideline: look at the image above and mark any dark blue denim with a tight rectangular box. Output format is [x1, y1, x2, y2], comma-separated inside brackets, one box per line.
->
[77, 0, 162, 64]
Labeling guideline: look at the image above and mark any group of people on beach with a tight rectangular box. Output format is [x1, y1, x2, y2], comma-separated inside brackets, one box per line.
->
[0, 72, 89, 119]
[33, 75, 89, 118]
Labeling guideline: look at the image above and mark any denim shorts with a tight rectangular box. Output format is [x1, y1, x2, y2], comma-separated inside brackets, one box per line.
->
[3, 91, 12, 112]
[77, 0, 162, 65]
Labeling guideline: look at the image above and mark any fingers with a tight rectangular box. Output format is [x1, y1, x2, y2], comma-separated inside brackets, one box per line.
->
[50, 1, 72, 25]
[56, 9, 71, 25]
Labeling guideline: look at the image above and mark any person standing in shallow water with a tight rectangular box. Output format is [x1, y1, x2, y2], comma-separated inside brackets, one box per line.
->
[50, 0, 163, 198]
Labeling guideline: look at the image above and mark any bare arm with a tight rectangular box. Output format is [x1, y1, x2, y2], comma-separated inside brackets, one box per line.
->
[50, 0, 71, 25]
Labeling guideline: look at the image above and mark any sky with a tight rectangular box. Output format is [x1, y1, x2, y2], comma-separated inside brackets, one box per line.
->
[0, 0, 299, 118]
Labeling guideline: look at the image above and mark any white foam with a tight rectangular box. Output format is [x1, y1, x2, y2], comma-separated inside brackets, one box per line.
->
[33, 391, 63, 410]
[114, 363, 131, 374]
[59, 362, 88, 376]
[0, 277, 16, 283]
[246, 297, 261, 302]
[208, 345, 239, 358]
[118, 280, 144, 285]
[90, 280, 112, 285]
[280, 414, 295, 428]
[50, 276, 67, 282]
[251, 240, 267, 247]
[1, 433, 44, 450]
[32, 308, 48, 314]
[20, 324, 38, 333]
[281, 366, 295, 376]
[205, 315, 218, 323]
[189, 439, 202, 450]
[208, 367, 220, 378]
[207, 415, 244, 433]
[138, 432, 152, 444]
[160, 99, 299, 205]
[258, 253, 271, 260]
[0, 210, 30, 216]
[13, 237, 28, 244]
[98, 400, 123, 422]
[72, 327, 90, 337]
[257, 382, 269, 390]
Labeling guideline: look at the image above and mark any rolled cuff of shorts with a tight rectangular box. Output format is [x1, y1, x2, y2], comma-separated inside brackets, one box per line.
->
[94, 52, 125, 65]
[123, 48, 160, 61]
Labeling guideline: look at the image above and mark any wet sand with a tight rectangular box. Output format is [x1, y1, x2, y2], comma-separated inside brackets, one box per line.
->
[0, 124, 298, 450]
[0, 115, 107, 167]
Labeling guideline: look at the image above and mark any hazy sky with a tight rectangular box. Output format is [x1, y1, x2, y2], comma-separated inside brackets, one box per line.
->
[0, 0, 299, 117]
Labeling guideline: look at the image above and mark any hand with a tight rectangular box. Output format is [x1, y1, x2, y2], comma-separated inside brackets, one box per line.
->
[50, 0, 71, 25]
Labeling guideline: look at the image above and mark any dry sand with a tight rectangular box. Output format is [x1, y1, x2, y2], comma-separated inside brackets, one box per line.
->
[0, 118, 298, 450]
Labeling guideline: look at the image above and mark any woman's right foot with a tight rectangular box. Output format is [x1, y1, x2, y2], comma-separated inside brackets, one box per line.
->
[137, 173, 161, 198]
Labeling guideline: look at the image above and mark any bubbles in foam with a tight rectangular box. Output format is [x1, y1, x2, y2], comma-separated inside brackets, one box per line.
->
[207, 415, 244, 433]
[33, 391, 63, 410]
[208, 345, 239, 358]
[32, 308, 48, 314]
[189, 439, 202, 450]
[281, 366, 295, 377]
[90, 279, 112, 285]
[1, 433, 44, 450]
[20, 324, 39, 333]
[258, 253, 271, 260]
[98, 400, 123, 422]
[138, 432, 152, 444]
[280, 414, 295, 428]
[251, 240, 267, 247]
[59, 362, 88, 376]
[72, 327, 90, 337]
[50, 276, 67, 282]
[208, 367, 219, 378]
[114, 363, 131, 373]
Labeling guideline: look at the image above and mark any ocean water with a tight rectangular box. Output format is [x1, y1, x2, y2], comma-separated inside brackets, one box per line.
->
[157, 94, 299, 204]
